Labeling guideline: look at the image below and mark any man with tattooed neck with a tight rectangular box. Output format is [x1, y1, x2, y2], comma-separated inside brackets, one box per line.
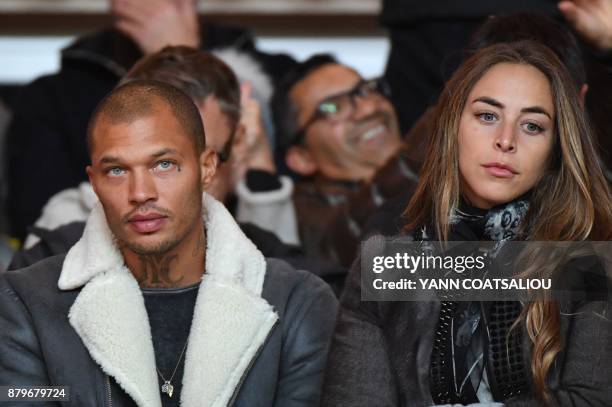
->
[0, 80, 337, 407]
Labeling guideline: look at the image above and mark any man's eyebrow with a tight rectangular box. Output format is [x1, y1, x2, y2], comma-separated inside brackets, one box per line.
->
[473, 96, 504, 108]
[97, 148, 182, 165]
[320, 79, 363, 104]
[151, 148, 182, 158]
[521, 106, 552, 119]
[99, 156, 122, 165]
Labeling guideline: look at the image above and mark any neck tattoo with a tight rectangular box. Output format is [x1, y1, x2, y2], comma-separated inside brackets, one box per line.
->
[136, 253, 183, 288]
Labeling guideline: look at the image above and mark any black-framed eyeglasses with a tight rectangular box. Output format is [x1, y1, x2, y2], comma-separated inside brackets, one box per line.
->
[294, 77, 390, 144]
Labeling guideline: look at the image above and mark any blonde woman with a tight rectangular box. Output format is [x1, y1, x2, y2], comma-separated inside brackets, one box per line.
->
[322, 41, 612, 406]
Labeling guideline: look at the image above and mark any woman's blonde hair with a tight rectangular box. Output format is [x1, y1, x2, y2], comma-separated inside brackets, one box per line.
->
[404, 41, 612, 401]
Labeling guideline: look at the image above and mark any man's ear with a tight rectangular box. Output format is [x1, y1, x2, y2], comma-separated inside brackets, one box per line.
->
[228, 123, 247, 163]
[233, 123, 247, 148]
[199, 147, 218, 188]
[86, 165, 99, 196]
[579, 83, 589, 107]
[86, 165, 93, 183]
[286, 145, 317, 176]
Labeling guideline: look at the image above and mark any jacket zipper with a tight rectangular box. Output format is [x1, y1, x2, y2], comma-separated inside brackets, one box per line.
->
[227, 320, 278, 405]
[105, 375, 113, 407]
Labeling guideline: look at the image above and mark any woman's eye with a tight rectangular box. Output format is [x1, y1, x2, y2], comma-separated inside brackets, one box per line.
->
[154, 160, 175, 172]
[478, 112, 497, 122]
[107, 167, 125, 177]
[522, 122, 543, 134]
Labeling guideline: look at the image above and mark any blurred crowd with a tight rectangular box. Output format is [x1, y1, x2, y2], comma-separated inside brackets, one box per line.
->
[2, 0, 611, 275]
[0, 0, 612, 405]
[0, 0, 612, 275]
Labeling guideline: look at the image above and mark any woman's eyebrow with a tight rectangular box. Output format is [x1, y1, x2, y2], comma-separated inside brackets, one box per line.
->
[473, 97, 552, 119]
[521, 106, 552, 119]
[472, 96, 503, 108]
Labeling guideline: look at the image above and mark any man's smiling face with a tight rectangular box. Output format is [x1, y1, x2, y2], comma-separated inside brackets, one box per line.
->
[289, 64, 402, 181]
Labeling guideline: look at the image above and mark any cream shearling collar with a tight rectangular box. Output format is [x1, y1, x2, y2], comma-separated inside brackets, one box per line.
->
[58, 193, 278, 407]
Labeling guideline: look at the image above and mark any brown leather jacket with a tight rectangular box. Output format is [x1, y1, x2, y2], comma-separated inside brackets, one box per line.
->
[292, 150, 421, 270]
[291, 108, 434, 271]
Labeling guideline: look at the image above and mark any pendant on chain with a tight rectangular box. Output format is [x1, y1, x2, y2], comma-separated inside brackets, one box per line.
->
[161, 381, 174, 398]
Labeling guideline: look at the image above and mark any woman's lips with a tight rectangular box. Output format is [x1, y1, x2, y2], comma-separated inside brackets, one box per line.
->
[128, 216, 167, 233]
[482, 163, 518, 178]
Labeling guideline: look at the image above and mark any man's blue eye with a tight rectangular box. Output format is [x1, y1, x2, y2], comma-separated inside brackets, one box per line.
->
[154, 160, 175, 171]
[108, 168, 125, 177]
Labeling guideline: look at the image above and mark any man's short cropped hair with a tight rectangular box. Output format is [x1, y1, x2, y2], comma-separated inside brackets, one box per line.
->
[87, 79, 206, 157]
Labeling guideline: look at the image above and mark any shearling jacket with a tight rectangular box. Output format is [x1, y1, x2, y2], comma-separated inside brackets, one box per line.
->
[0, 194, 338, 406]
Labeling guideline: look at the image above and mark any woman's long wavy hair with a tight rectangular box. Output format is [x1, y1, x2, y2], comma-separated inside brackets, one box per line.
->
[404, 41, 612, 401]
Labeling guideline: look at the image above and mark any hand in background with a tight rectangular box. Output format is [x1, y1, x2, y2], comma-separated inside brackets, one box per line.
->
[239, 82, 277, 173]
[559, 0, 612, 51]
[111, 0, 200, 55]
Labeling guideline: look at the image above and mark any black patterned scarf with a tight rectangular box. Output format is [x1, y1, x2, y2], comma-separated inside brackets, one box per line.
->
[425, 198, 531, 404]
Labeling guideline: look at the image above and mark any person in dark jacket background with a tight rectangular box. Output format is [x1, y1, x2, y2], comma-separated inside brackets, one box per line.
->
[0, 80, 337, 406]
[381, 0, 612, 175]
[6, 0, 294, 241]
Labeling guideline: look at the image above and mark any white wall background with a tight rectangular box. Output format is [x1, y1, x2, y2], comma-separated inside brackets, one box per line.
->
[0, 36, 389, 84]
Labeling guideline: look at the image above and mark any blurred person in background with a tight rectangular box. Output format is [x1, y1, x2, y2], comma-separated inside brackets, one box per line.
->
[10, 48, 316, 286]
[381, 0, 612, 176]
[6, 0, 293, 242]
[381, 0, 557, 134]
[0, 100, 14, 268]
[269, 1, 612, 282]
[272, 55, 423, 270]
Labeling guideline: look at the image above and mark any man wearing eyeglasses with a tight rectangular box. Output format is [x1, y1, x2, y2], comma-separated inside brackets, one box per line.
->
[272, 54, 422, 272]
